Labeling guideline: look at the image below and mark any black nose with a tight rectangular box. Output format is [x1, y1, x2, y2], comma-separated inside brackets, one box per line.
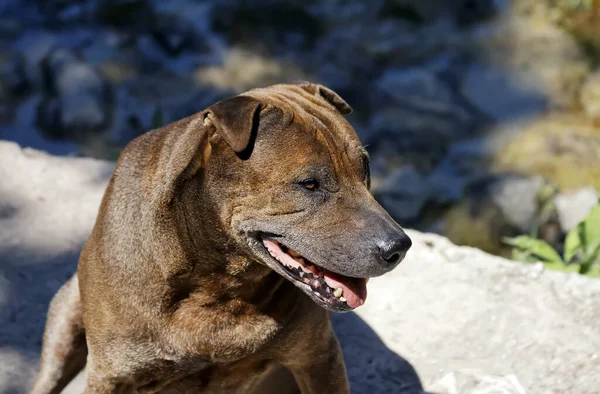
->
[378, 232, 412, 265]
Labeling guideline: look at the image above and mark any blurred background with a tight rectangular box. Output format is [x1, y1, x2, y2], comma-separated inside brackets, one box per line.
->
[1, 0, 599, 266]
[2, 1, 600, 392]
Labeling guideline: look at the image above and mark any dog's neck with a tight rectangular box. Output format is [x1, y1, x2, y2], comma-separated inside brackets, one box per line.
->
[169, 179, 298, 315]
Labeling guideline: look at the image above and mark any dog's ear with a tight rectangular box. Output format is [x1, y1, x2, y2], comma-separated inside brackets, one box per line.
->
[295, 82, 352, 115]
[202, 95, 262, 154]
[156, 95, 261, 200]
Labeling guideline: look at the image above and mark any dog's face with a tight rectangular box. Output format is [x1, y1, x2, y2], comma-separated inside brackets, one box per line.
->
[192, 83, 411, 312]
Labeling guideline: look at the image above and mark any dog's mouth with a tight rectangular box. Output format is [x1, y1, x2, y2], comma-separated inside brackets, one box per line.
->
[261, 237, 368, 311]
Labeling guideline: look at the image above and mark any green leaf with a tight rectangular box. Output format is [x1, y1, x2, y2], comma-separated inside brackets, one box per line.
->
[502, 236, 564, 265]
[542, 260, 580, 273]
[584, 263, 600, 278]
[511, 248, 537, 263]
[591, 242, 600, 264]
[579, 243, 600, 275]
[580, 201, 600, 256]
[564, 225, 582, 263]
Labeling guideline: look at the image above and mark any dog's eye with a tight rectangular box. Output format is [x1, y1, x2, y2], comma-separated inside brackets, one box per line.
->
[299, 179, 319, 191]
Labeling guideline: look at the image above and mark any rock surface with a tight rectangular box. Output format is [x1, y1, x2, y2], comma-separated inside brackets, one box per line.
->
[1, 141, 599, 394]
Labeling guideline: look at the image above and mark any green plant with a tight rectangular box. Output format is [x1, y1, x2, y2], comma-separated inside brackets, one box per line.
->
[503, 199, 600, 277]
[530, 183, 558, 239]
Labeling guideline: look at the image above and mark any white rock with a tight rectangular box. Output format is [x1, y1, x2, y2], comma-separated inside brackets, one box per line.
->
[555, 187, 599, 232]
[1, 141, 599, 393]
[374, 165, 431, 222]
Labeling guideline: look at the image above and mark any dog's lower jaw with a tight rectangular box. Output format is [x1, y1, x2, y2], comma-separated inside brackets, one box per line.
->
[260, 238, 367, 312]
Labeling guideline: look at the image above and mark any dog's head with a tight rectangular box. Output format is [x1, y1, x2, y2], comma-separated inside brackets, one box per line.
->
[158, 83, 411, 312]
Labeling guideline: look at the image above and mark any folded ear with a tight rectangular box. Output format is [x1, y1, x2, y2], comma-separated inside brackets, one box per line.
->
[202, 95, 262, 154]
[295, 82, 352, 115]
[152, 95, 262, 204]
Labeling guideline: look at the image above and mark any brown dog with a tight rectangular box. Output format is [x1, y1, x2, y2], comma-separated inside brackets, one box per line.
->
[31, 83, 411, 393]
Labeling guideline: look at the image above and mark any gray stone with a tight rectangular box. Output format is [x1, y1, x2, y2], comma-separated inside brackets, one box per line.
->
[374, 165, 431, 222]
[380, 0, 496, 24]
[456, 174, 548, 234]
[0, 53, 30, 98]
[439, 173, 563, 255]
[0, 52, 30, 124]
[350, 18, 463, 68]
[426, 138, 491, 205]
[150, 13, 210, 57]
[461, 63, 547, 121]
[94, 0, 155, 28]
[580, 68, 600, 124]
[136, 34, 168, 73]
[36, 48, 113, 141]
[1, 141, 599, 394]
[367, 68, 486, 170]
[55, 27, 96, 51]
[99, 72, 231, 155]
[116, 71, 206, 123]
[211, 0, 323, 52]
[470, 7, 590, 110]
[555, 187, 599, 232]
[489, 175, 546, 233]
[0, 95, 78, 155]
[12, 30, 58, 88]
[55, 2, 90, 23]
[376, 68, 465, 117]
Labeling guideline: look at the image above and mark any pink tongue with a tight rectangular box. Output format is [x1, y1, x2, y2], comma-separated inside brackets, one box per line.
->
[323, 272, 368, 309]
[262, 238, 305, 270]
[262, 238, 368, 309]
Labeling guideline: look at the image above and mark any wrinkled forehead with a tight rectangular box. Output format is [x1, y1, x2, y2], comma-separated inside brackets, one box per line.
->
[243, 84, 367, 160]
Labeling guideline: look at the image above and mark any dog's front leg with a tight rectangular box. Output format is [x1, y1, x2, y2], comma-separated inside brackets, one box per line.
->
[279, 327, 350, 394]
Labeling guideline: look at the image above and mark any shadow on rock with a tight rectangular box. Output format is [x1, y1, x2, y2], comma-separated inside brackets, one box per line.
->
[0, 250, 81, 356]
[332, 312, 429, 394]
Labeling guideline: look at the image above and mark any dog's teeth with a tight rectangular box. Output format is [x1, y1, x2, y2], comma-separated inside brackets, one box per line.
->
[333, 288, 343, 298]
[340, 297, 347, 302]
[311, 279, 321, 288]
[306, 264, 320, 275]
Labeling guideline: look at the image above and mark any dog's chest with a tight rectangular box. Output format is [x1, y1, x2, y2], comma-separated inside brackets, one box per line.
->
[158, 358, 282, 393]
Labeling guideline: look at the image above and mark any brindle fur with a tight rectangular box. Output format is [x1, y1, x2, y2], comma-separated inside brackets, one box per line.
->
[31, 83, 410, 394]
